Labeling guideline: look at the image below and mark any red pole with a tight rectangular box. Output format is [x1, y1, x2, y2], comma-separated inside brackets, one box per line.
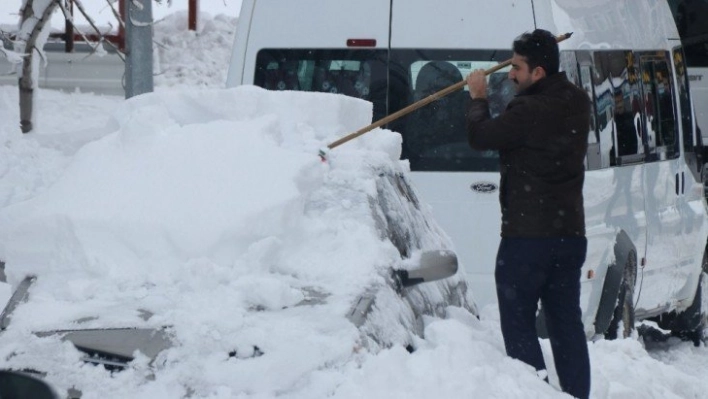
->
[188, 0, 199, 31]
[118, 0, 125, 50]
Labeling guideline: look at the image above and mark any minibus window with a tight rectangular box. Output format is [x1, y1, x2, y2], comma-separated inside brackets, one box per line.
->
[567, 49, 607, 170]
[639, 51, 680, 161]
[674, 48, 695, 151]
[593, 51, 645, 166]
[254, 49, 388, 121]
[675, 46, 704, 179]
[389, 49, 513, 172]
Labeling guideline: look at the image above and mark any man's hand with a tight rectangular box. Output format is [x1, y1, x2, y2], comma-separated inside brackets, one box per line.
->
[467, 69, 487, 99]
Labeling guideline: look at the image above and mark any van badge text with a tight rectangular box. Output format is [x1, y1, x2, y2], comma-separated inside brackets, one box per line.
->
[471, 182, 498, 194]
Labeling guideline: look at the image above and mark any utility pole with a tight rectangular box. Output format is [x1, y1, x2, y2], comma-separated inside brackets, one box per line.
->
[124, 0, 154, 99]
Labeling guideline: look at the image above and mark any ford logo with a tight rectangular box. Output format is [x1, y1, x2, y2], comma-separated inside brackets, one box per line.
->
[471, 182, 498, 194]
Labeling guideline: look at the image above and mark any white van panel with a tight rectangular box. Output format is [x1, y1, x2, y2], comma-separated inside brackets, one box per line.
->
[226, 0, 255, 87]
[226, 0, 390, 87]
[248, 0, 389, 48]
[390, 0, 534, 49]
[533, 0, 680, 50]
[408, 172, 502, 308]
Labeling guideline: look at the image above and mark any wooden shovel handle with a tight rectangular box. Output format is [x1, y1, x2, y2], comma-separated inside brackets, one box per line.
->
[326, 32, 573, 151]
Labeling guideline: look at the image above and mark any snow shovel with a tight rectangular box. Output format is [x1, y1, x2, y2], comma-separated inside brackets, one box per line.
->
[392, 249, 458, 290]
[319, 32, 574, 160]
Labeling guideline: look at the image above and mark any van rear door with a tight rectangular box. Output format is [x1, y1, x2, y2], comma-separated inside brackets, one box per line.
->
[227, 0, 391, 89]
[390, 0, 533, 49]
[389, 0, 536, 307]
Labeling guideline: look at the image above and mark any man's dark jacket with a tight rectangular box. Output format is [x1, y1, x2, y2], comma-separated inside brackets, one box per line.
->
[467, 72, 590, 238]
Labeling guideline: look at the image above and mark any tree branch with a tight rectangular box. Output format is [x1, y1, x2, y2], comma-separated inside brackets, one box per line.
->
[61, 0, 126, 62]
[106, 0, 126, 33]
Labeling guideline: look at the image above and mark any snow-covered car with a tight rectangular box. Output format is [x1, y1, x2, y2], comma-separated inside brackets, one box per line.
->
[0, 86, 476, 397]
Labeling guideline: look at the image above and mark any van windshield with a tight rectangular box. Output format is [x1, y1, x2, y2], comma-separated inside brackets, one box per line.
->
[389, 49, 514, 172]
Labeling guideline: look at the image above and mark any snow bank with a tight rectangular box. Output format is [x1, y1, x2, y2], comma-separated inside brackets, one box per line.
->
[0, 84, 400, 302]
[0, 87, 89, 209]
[154, 12, 237, 88]
[0, 86, 468, 397]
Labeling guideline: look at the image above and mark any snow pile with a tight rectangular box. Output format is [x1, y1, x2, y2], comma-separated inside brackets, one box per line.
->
[0, 85, 391, 308]
[154, 11, 237, 88]
[0, 86, 124, 208]
[0, 85, 475, 397]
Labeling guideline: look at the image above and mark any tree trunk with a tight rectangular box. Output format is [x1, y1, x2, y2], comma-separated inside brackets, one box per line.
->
[18, 0, 59, 133]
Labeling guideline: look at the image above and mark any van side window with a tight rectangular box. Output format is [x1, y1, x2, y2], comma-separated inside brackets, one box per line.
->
[593, 51, 644, 166]
[639, 51, 679, 161]
[564, 50, 605, 170]
[674, 48, 694, 151]
[389, 49, 513, 172]
[254, 49, 388, 121]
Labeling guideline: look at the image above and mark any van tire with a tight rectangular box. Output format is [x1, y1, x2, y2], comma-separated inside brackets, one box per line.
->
[657, 251, 708, 346]
[605, 251, 637, 340]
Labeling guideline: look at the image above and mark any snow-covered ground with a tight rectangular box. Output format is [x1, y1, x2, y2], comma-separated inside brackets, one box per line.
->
[1, 10, 708, 399]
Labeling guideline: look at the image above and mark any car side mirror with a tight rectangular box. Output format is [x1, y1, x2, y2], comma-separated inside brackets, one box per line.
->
[0, 370, 59, 399]
[393, 250, 458, 289]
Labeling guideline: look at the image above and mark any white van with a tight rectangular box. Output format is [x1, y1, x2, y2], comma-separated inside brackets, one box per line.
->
[226, 0, 708, 341]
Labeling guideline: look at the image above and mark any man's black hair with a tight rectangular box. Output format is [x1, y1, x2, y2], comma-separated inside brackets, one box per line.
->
[512, 29, 559, 76]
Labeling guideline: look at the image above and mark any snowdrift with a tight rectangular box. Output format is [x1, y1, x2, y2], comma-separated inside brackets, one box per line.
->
[0, 86, 475, 397]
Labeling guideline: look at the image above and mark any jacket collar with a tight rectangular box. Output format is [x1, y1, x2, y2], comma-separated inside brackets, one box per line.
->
[516, 72, 568, 96]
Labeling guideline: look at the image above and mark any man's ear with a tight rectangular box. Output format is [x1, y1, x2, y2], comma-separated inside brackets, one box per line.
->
[532, 66, 547, 81]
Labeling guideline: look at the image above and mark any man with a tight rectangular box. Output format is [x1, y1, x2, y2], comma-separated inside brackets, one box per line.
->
[466, 29, 591, 399]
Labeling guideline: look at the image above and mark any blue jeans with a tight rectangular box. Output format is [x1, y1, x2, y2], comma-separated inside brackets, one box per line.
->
[495, 237, 590, 399]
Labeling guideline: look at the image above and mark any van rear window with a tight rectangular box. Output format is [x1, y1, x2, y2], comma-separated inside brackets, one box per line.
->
[254, 49, 388, 121]
[254, 48, 514, 173]
[389, 49, 514, 172]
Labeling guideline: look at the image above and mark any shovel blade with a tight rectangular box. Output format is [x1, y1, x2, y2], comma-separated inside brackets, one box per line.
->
[396, 250, 458, 288]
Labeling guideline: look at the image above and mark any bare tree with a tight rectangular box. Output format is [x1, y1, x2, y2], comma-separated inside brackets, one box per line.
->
[16, 0, 59, 133]
[12, 0, 127, 133]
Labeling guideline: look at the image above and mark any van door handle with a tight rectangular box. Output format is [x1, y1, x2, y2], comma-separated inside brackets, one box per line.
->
[682, 172, 685, 195]
[676, 173, 680, 196]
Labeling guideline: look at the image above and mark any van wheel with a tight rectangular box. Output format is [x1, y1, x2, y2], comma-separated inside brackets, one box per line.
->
[605, 251, 637, 340]
[658, 251, 708, 346]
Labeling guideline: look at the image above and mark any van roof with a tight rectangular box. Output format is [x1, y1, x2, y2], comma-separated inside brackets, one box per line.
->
[535, 0, 680, 50]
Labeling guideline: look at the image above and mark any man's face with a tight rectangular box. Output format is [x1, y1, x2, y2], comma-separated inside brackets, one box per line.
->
[508, 53, 544, 93]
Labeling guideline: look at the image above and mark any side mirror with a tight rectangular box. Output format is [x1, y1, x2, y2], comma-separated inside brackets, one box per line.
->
[393, 250, 458, 289]
[0, 370, 59, 399]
